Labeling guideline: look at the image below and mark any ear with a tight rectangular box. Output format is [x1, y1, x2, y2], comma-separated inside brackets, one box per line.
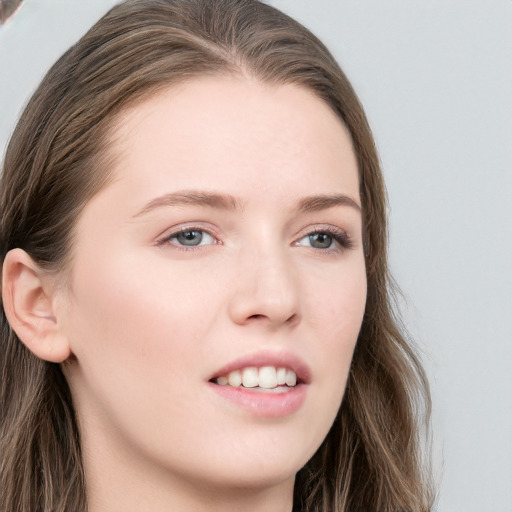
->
[2, 248, 71, 363]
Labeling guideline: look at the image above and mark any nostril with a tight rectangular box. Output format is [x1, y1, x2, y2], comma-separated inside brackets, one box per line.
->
[246, 312, 299, 325]
[228, 285, 300, 327]
[285, 313, 300, 328]
[248, 314, 265, 320]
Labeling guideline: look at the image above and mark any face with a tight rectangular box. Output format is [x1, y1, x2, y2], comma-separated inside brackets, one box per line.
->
[59, 77, 366, 503]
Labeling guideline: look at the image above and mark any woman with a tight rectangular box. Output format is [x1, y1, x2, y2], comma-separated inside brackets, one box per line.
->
[0, 0, 433, 510]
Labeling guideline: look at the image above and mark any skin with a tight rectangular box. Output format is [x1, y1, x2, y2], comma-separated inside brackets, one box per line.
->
[8, 77, 367, 512]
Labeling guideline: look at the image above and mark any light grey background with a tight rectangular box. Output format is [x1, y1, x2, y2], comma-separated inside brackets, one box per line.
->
[1, 1, 511, 511]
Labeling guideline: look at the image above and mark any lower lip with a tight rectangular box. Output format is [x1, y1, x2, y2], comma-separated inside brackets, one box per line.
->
[207, 382, 307, 418]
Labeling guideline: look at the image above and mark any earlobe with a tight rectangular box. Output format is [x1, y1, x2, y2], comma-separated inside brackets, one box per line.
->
[1, 248, 71, 363]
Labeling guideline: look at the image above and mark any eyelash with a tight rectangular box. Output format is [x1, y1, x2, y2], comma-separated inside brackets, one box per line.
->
[295, 226, 354, 253]
[156, 225, 353, 253]
[155, 225, 220, 252]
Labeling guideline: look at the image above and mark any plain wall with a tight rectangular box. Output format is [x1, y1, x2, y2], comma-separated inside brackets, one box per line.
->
[1, 1, 511, 511]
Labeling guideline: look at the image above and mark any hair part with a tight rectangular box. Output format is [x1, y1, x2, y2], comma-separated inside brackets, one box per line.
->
[0, 1, 434, 510]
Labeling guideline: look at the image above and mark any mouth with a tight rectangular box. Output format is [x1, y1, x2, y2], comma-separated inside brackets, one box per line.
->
[210, 365, 299, 393]
[207, 352, 310, 417]
[209, 351, 311, 391]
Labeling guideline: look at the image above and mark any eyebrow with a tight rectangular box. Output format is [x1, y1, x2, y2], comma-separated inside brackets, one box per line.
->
[296, 194, 361, 213]
[132, 190, 361, 218]
[132, 190, 243, 218]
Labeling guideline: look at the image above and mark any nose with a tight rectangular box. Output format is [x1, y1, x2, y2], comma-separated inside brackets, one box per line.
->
[227, 246, 301, 328]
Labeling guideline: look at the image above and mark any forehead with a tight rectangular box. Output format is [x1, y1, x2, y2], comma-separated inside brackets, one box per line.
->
[107, 77, 359, 204]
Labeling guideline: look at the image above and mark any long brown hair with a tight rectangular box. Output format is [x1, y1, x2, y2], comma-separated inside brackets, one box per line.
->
[0, 1, 434, 510]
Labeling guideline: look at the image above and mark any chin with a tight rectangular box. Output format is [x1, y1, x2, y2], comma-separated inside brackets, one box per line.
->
[199, 464, 299, 494]
[183, 439, 314, 493]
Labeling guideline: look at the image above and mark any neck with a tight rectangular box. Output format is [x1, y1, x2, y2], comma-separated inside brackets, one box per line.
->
[86, 465, 295, 512]
[81, 424, 295, 512]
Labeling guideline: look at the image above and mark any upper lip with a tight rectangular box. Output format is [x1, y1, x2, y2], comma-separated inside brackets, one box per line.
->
[209, 350, 312, 385]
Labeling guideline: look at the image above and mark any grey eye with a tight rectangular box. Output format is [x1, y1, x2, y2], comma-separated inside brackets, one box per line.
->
[171, 229, 216, 247]
[176, 230, 205, 246]
[306, 232, 333, 249]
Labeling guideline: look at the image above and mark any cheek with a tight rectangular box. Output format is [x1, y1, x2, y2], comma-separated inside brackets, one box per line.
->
[64, 252, 221, 390]
[303, 258, 366, 393]
[63, 253, 225, 450]
[305, 256, 367, 337]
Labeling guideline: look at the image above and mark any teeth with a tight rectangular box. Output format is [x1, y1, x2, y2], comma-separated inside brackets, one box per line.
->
[216, 375, 229, 386]
[285, 369, 297, 387]
[216, 366, 297, 389]
[276, 367, 287, 385]
[228, 370, 242, 387]
[242, 367, 258, 388]
[259, 366, 277, 388]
